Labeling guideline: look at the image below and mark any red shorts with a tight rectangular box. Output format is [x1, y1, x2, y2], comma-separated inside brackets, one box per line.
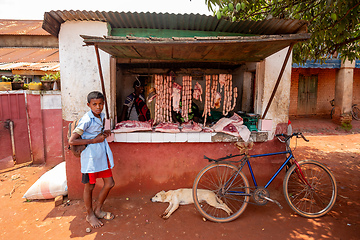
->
[82, 168, 113, 185]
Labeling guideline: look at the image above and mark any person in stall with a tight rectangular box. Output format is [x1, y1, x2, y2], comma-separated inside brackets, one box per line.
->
[120, 77, 150, 122]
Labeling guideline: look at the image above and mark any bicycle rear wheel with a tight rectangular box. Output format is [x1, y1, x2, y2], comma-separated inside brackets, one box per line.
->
[283, 160, 337, 218]
[351, 105, 360, 120]
[192, 163, 250, 223]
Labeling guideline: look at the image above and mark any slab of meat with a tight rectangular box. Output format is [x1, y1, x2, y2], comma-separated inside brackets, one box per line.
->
[211, 117, 234, 132]
[172, 82, 182, 113]
[193, 82, 203, 101]
[212, 113, 243, 131]
[229, 113, 243, 123]
[221, 122, 250, 141]
[211, 113, 249, 141]
[181, 121, 202, 132]
[114, 120, 152, 133]
[155, 122, 180, 133]
[202, 126, 214, 133]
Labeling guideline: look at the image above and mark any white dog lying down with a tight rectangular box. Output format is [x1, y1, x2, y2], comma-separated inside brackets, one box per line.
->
[151, 188, 233, 219]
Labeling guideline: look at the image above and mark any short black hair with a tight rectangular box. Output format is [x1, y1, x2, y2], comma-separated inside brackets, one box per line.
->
[87, 91, 104, 103]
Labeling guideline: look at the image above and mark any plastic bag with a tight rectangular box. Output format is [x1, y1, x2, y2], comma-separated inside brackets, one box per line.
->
[23, 162, 68, 200]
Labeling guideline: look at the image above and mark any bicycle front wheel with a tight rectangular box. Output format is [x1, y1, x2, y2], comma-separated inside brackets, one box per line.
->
[192, 163, 250, 223]
[283, 160, 337, 218]
[351, 105, 360, 120]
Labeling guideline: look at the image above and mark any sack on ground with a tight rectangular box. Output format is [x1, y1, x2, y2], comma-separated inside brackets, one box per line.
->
[23, 162, 68, 200]
[67, 119, 86, 157]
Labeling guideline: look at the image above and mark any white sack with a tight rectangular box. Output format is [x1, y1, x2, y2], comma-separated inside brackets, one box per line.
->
[23, 162, 68, 200]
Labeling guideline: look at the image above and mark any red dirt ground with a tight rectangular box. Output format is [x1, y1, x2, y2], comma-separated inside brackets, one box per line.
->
[0, 118, 359, 240]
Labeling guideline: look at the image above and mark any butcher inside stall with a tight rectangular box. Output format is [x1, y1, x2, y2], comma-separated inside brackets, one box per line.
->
[114, 74, 251, 142]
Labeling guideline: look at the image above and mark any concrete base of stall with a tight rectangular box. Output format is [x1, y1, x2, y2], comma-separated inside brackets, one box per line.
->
[65, 126, 286, 199]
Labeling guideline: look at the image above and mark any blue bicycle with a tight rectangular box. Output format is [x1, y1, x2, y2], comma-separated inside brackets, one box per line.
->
[192, 132, 337, 223]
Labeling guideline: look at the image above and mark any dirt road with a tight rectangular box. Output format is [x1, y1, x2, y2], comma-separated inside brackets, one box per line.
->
[0, 132, 359, 240]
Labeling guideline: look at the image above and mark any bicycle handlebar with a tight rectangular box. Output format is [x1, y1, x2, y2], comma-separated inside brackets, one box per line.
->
[275, 132, 309, 142]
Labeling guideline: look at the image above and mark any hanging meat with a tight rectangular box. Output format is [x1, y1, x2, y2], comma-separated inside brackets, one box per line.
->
[222, 74, 237, 116]
[193, 82, 203, 102]
[172, 82, 182, 113]
[202, 75, 212, 125]
[232, 87, 238, 110]
[154, 75, 160, 124]
[222, 74, 229, 116]
[219, 74, 226, 92]
[210, 75, 218, 108]
[164, 75, 172, 122]
[181, 75, 192, 122]
[214, 92, 221, 109]
[154, 74, 173, 124]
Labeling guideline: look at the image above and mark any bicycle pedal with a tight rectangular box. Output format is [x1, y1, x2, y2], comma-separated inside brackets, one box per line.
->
[262, 196, 283, 209]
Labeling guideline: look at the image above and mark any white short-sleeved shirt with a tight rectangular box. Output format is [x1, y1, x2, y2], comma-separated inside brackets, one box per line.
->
[75, 111, 114, 173]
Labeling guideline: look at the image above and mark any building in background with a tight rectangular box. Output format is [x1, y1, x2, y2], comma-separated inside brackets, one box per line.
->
[0, 20, 59, 83]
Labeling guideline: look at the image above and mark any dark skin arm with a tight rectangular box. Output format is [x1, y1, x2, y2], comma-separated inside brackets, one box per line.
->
[120, 105, 129, 122]
[68, 130, 111, 146]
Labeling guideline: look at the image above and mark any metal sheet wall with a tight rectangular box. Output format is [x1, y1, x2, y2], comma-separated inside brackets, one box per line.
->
[0, 93, 31, 168]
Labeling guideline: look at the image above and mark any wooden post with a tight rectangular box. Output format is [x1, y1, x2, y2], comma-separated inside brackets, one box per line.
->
[262, 43, 294, 119]
[94, 45, 109, 119]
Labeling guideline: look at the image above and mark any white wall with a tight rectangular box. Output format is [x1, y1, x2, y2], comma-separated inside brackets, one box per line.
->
[41, 92, 62, 110]
[59, 21, 111, 121]
[255, 47, 292, 138]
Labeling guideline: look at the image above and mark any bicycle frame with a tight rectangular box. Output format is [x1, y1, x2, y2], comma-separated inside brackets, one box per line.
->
[246, 151, 293, 189]
[225, 148, 311, 197]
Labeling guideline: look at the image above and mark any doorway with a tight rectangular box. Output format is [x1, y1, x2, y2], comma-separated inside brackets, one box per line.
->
[297, 74, 318, 115]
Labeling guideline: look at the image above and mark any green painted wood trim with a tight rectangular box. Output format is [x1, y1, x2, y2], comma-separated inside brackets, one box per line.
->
[111, 28, 253, 38]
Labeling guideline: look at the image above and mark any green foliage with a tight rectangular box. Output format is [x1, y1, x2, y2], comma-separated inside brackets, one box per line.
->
[205, 0, 360, 64]
[1, 76, 11, 82]
[52, 72, 60, 81]
[41, 73, 52, 81]
[41, 72, 60, 81]
[340, 122, 352, 131]
[13, 75, 23, 82]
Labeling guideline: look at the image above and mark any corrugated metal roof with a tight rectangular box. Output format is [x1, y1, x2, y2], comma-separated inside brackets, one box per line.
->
[0, 20, 50, 36]
[0, 62, 60, 71]
[0, 48, 59, 63]
[0, 47, 59, 72]
[43, 10, 308, 37]
[82, 33, 310, 64]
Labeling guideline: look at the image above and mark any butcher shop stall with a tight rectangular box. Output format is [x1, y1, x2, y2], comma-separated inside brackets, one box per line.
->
[42, 11, 310, 198]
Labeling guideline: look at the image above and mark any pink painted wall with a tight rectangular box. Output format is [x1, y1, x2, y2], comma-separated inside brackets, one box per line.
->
[0, 92, 64, 169]
[27, 94, 45, 164]
[64, 119, 286, 199]
[0, 93, 31, 167]
[42, 108, 64, 167]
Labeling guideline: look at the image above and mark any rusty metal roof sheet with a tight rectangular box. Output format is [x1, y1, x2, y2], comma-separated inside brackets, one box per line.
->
[43, 10, 308, 37]
[82, 33, 310, 64]
[0, 20, 50, 36]
[0, 48, 59, 63]
[0, 62, 60, 71]
[0, 47, 59, 71]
